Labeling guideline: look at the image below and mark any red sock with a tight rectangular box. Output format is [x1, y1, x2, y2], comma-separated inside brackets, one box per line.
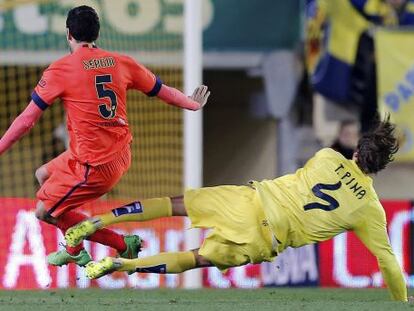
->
[56, 211, 86, 255]
[56, 211, 127, 254]
[87, 228, 127, 254]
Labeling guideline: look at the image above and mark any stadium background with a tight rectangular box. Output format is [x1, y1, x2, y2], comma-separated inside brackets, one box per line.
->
[0, 0, 413, 293]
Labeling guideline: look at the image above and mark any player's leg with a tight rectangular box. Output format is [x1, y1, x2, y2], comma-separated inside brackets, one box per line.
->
[34, 165, 57, 225]
[35, 164, 64, 226]
[87, 185, 277, 279]
[35, 201, 92, 266]
[65, 196, 186, 247]
[38, 150, 140, 265]
[35, 164, 49, 186]
[35, 160, 91, 266]
[63, 145, 144, 258]
[85, 249, 212, 279]
[97, 196, 182, 224]
[52, 210, 139, 257]
[35, 200, 57, 225]
[47, 208, 141, 266]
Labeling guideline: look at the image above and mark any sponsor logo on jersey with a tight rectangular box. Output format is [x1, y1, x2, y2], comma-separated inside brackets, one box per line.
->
[38, 79, 47, 88]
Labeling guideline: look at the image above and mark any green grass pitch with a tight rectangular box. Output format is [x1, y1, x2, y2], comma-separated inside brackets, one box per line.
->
[0, 288, 413, 311]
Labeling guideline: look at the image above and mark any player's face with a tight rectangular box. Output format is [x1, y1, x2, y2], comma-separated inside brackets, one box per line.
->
[386, 0, 406, 9]
[338, 124, 359, 149]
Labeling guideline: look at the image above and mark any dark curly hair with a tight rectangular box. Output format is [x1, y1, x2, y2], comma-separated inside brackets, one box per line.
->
[356, 114, 399, 174]
[66, 6, 100, 43]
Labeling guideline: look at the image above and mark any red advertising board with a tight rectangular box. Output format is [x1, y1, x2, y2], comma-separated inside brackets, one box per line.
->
[0, 198, 412, 289]
[319, 200, 413, 288]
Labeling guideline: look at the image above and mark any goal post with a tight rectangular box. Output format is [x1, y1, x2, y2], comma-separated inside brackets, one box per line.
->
[183, 0, 203, 289]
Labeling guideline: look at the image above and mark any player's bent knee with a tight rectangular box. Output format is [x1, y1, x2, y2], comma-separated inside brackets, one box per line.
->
[35, 165, 49, 186]
[35, 201, 47, 221]
[171, 196, 187, 216]
[192, 250, 212, 268]
[35, 202, 57, 225]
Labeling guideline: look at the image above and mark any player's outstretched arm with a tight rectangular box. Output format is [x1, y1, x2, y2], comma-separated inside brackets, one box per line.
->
[126, 56, 210, 110]
[0, 101, 43, 156]
[157, 84, 210, 111]
[354, 218, 407, 302]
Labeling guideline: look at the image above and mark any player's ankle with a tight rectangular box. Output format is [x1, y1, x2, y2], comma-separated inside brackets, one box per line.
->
[112, 258, 124, 270]
[66, 247, 83, 256]
[90, 217, 103, 229]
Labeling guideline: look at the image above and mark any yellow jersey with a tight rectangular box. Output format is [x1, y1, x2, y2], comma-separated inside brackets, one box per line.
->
[252, 148, 406, 301]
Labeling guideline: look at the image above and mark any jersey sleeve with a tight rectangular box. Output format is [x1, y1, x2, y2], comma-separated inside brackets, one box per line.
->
[353, 202, 407, 301]
[126, 56, 162, 96]
[31, 65, 64, 110]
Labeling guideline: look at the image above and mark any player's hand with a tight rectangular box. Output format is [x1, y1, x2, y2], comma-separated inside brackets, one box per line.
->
[189, 85, 210, 110]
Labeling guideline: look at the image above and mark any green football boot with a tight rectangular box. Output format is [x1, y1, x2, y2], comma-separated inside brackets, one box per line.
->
[83, 235, 142, 279]
[47, 249, 92, 267]
[86, 257, 118, 279]
[119, 235, 142, 275]
[119, 235, 143, 259]
[65, 220, 97, 247]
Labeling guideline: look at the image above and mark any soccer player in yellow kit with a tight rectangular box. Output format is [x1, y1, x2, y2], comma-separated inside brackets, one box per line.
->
[65, 116, 407, 301]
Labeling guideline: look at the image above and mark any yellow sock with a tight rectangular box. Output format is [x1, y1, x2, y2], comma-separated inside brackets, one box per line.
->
[98, 198, 172, 227]
[117, 251, 196, 274]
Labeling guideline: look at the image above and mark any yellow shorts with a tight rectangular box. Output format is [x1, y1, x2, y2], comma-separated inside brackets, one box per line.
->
[184, 185, 277, 270]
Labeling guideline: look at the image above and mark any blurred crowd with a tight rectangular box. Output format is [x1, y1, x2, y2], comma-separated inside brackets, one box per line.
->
[306, 0, 414, 157]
